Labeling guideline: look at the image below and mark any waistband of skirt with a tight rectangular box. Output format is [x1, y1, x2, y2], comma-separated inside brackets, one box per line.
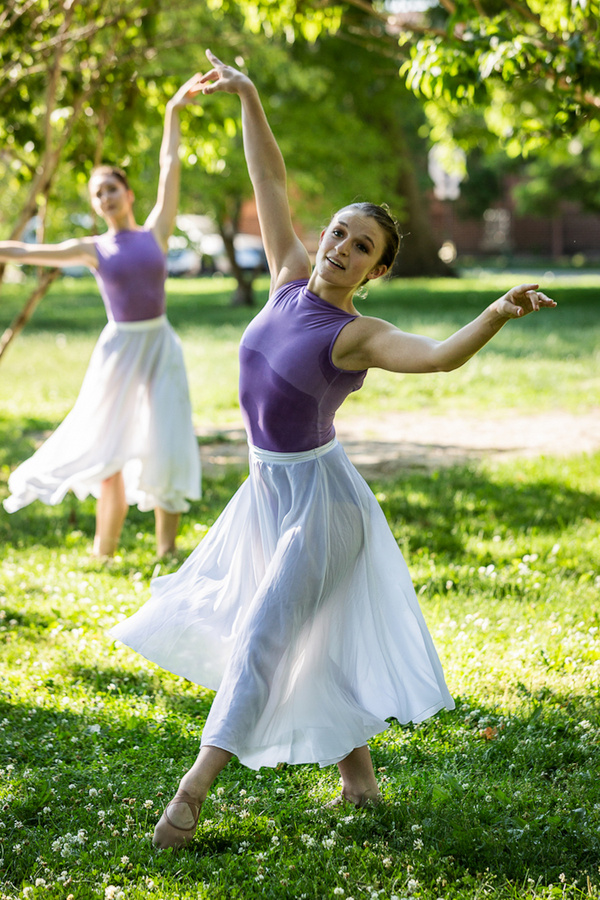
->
[250, 437, 338, 465]
[108, 314, 167, 331]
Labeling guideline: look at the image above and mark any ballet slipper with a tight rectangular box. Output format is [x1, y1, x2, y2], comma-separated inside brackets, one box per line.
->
[326, 789, 382, 809]
[152, 789, 202, 850]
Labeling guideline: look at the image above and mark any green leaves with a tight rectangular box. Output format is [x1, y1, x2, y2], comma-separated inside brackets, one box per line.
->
[400, 0, 600, 151]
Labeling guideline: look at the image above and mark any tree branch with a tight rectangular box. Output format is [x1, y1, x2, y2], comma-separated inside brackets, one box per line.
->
[0, 268, 61, 361]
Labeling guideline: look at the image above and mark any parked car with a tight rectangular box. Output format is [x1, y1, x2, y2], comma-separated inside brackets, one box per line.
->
[166, 246, 201, 277]
[200, 233, 268, 275]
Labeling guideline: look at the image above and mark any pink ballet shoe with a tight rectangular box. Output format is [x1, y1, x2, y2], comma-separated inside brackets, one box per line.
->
[326, 788, 382, 809]
[152, 789, 202, 850]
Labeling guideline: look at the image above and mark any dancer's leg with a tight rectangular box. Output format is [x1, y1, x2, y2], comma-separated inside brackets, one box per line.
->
[93, 472, 128, 557]
[335, 745, 381, 806]
[153, 745, 232, 848]
[155, 507, 180, 557]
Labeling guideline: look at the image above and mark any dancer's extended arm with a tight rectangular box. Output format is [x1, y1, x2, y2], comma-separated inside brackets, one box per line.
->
[333, 283, 557, 374]
[200, 50, 310, 292]
[0, 237, 97, 269]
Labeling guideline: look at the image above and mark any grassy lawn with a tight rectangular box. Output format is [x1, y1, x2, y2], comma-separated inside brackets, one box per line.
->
[0, 274, 599, 900]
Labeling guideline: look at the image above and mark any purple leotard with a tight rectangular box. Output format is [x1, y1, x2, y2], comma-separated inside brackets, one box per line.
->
[239, 279, 367, 452]
[92, 229, 166, 322]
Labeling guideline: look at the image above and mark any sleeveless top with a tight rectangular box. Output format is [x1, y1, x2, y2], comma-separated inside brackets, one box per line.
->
[239, 279, 367, 452]
[92, 229, 167, 322]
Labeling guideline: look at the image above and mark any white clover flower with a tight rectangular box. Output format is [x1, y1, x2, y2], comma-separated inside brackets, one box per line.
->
[89, 788, 99, 797]
[104, 887, 120, 900]
[271, 835, 280, 845]
[407, 878, 419, 894]
[300, 834, 316, 847]
[121, 856, 129, 865]
[22, 888, 32, 898]
[216, 787, 225, 796]
[43, 806, 52, 814]
[144, 799, 154, 809]
[35, 878, 47, 886]
[275, 787, 285, 795]
[411, 824, 422, 833]
[333, 889, 345, 896]
[413, 838, 424, 850]
[383, 857, 393, 868]
[255, 874, 264, 882]
[322, 838, 336, 849]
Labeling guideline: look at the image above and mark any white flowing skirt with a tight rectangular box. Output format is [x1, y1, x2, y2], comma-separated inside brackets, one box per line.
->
[4, 316, 200, 515]
[110, 439, 454, 770]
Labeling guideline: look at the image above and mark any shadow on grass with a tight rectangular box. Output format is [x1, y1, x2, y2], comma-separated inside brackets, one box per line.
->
[371, 461, 598, 558]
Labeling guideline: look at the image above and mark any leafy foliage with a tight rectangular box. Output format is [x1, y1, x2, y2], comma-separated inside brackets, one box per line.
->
[399, 0, 600, 154]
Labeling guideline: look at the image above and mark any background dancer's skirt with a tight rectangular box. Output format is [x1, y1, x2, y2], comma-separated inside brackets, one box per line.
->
[4, 315, 200, 515]
[110, 439, 454, 769]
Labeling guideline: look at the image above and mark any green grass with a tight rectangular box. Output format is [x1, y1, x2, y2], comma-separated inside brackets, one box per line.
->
[1, 275, 599, 900]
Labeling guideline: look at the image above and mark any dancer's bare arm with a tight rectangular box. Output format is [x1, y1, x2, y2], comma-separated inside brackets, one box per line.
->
[0, 237, 98, 269]
[146, 73, 205, 251]
[333, 284, 557, 373]
[200, 50, 310, 293]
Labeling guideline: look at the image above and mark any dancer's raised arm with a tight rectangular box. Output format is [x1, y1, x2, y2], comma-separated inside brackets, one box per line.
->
[145, 73, 205, 251]
[200, 50, 310, 293]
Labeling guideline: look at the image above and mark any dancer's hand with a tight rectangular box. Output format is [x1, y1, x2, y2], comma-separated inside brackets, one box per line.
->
[167, 73, 206, 110]
[493, 284, 557, 319]
[199, 49, 254, 96]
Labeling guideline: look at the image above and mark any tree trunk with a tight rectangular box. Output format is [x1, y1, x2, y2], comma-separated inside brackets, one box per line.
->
[391, 145, 457, 279]
[219, 223, 255, 307]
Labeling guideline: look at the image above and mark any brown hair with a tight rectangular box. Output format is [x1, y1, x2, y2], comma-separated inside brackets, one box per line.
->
[336, 202, 401, 271]
[89, 165, 131, 191]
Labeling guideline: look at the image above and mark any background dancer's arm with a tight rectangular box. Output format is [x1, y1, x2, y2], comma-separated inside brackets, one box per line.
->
[146, 73, 205, 251]
[200, 50, 310, 292]
[0, 238, 97, 269]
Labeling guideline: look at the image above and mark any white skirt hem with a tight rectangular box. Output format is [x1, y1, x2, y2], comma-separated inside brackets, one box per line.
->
[5, 315, 200, 515]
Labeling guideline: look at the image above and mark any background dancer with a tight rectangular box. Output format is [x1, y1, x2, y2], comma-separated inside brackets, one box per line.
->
[1, 74, 204, 558]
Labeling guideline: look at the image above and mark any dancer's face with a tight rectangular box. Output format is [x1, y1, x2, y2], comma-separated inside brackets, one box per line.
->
[89, 174, 133, 221]
[315, 209, 388, 290]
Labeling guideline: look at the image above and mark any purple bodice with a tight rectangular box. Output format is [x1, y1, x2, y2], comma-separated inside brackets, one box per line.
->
[92, 229, 166, 322]
[239, 279, 367, 452]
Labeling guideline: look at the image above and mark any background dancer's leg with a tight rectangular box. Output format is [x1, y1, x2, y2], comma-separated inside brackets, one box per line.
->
[155, 507, 180, 557]
[93, 472, 128, 557]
